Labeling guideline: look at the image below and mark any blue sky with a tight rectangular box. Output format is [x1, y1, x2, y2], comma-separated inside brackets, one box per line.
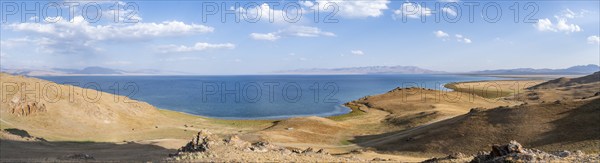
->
[1, 0, 599, 74]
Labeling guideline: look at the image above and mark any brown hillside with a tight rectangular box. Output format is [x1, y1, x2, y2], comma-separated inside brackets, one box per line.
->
[350, 87, 516, 129]
[353, 97, 600, 155]
[530, 71, 600, 89]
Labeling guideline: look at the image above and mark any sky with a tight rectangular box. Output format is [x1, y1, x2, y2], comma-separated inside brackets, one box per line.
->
[0, 0, 599, 74]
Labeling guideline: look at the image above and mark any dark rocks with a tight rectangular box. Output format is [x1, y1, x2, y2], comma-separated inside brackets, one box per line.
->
[58, 153, 95, 161]
[422, 152, 468, 163]
[490, 140, 524, 157]
[248, 141, 274, 153]
[469, 107, 485, 114]
[372, 157, 393, 161]
[553, 100, 562, 104]
[171, 130, 214, 157]
[471, 140, 560, 163]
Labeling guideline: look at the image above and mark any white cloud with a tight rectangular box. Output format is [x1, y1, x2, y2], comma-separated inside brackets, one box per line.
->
[434, 31, 471, 44]
[393, 2, 432, 19]
[300, 1, 315, 7]
[558, 8, 588, 19]
[237, 3, 294, 24]
[283, 26, 335, 37]
[158, 42, 235, 53]
[434, 30, 449, 38]
[463, 38, 472, 44]
[350, 50, 364, 55]
[534, 9, 584, 34]
[250, 26, 334, 41]
[534, 18, 581, 33]
[7, 16, 214, 54]
[555, 18, 581, 33]
[588, 35, 600, 45]
[311, 0, 390, 18]
[442, 7, 457, 17]
[454, 34, 472, 43]
[250, 33, 280, 41]
[535, 18, 556, 32]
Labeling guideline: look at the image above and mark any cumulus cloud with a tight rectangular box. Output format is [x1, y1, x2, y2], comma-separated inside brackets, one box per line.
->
[535, 18, 556, 32]
[534, 18, 581, 33]
[250, 33, 280, 41]
[236, 3, 294, 24]
[249, 26, 334, 41]
[588, 35, 600, 45]
[534, 8, 584, 34]
[350, 50, 364, 55]
[6, 16, 214, 54]
[157, 42, 235, 53]
[454, 34, 472, 43]
[393, 2, 432, 20]
[304, 0, 389, 19]
[434, 30, 471, 44]
[434, 30, 449, 38]
[9, 16, 213, 40]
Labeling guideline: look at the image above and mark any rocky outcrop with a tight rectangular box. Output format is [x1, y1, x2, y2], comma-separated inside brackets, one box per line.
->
[172, 130, 215, 155]
[423, 141, 600, 163]
[472, 141, 600, 162]
[168, 130, 338, 161]
[8, 96, 46, 116]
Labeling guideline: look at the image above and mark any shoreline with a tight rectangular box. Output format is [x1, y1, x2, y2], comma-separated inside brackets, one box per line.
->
[154, 76, 545, 121]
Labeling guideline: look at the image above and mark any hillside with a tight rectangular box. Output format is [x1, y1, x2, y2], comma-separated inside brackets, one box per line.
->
[530, 71, 600, 89]
[351, 72, 600, 155]
[354, 97, 600, 155]
[0, 73, 255, 142]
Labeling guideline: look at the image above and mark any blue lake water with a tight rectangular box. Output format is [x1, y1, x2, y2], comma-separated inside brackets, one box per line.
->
[39, 75, 501, 119]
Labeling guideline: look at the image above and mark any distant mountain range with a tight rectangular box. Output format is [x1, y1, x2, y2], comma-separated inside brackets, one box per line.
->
[276, 65, 599, 75]
[469, 64, 600, 75]
[0, 66, 190, 76]
[2, 64, 598, 76]
[275, 66, 445, 74]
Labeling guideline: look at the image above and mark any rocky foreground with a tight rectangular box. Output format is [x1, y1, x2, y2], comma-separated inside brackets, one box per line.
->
[424, 140, 600, 163]
[169, 130, 600, 162]
[167, 130, 368, 162]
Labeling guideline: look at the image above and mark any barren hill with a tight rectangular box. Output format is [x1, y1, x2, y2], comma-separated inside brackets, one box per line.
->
[355, 97, 600, 155]
[351, 73, 600, 155]
[530, 71, 600, 89]
[0, 73, 244, 142]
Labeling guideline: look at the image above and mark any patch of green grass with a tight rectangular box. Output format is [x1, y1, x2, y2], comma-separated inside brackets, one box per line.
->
[339, 139, 353, 145]
[327, 104, 366, 121]
[207, 119, 276, 128]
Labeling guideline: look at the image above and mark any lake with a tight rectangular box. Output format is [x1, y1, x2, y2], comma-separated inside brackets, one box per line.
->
[39, 74, 501, 119]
